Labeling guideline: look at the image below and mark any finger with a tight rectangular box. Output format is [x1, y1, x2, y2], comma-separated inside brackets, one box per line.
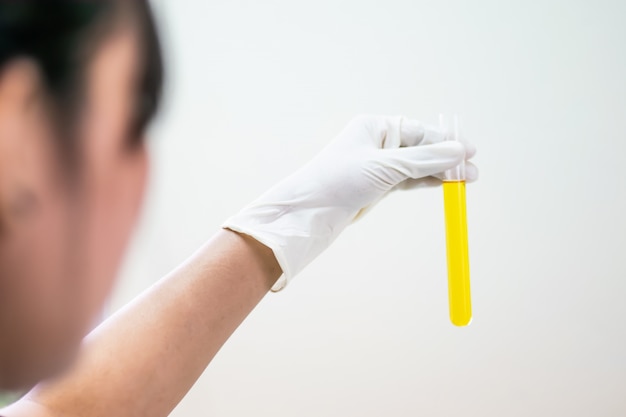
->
[429, 160, 478, 182]
[465, 161, 479, 182]
[460, 139, 477, 159]
[404, 119, 477, 158]
[381, 141, 464, 180]
[400, 118, 445, 147]
[381, 115, 403, 149]
[397, 162, 478, 190]
[346, 115, 405, 149]
[394, 176, 442, 190]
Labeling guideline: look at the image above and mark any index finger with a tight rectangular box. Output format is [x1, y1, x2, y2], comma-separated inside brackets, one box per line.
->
[400, 118, 444, 147]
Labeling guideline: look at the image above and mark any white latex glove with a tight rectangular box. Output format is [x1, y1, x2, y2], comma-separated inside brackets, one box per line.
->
[223, 115, 477, 291]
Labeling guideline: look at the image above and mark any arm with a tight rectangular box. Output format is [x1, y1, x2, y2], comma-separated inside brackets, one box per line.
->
[2, 115, 475, 417]
[2, 230, 281, 417]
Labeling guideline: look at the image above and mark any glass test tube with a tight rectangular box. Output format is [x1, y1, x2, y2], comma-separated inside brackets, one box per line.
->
[441, 115, 472, 327]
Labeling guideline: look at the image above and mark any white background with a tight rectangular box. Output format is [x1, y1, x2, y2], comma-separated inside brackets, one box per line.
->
[111, 0, 626, 415]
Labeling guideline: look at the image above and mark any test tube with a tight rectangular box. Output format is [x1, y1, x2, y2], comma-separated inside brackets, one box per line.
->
[441, 115, 472, 327]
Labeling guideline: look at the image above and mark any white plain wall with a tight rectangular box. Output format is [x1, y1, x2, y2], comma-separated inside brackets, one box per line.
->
[111, 0, 626, 415]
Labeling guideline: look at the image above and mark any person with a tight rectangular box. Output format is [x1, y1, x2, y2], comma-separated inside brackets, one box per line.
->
[0, 1, 477, 416]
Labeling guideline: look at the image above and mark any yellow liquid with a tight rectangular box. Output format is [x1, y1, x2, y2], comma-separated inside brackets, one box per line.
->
[443, 181, 472, 326]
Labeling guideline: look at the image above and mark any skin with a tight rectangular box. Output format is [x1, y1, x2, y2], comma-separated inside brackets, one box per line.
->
[0, 12, 283, 417]
[0, 18, 149, 388]
[3, 230, 280, 417]
[0, 7, 477, 417]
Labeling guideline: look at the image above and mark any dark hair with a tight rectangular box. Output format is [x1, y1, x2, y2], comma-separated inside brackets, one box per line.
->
[0, 0, 164, 160]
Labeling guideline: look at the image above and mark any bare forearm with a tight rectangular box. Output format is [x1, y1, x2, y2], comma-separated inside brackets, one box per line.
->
[21, 230, 281, 417]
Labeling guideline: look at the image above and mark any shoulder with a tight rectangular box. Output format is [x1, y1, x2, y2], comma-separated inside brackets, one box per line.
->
[0, 398, 55, 417]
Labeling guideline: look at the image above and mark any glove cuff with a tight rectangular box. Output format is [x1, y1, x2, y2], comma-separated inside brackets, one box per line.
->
[221, 222, 291, 292]
[222, 203, 354, 292]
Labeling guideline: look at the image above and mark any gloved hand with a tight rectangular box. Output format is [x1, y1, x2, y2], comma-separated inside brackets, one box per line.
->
[223, 115, 477, 291]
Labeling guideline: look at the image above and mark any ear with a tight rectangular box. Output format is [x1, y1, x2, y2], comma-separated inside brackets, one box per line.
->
[0, 59, 49, 233]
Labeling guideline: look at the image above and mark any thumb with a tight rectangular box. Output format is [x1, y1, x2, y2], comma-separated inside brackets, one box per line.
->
[380, 141, 465, 180]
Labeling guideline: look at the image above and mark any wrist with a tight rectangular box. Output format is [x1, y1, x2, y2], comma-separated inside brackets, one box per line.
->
[221, 229, 282, 290]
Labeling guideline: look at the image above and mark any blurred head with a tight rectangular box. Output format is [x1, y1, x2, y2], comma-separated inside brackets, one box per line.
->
[0, 1, 163, 389]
